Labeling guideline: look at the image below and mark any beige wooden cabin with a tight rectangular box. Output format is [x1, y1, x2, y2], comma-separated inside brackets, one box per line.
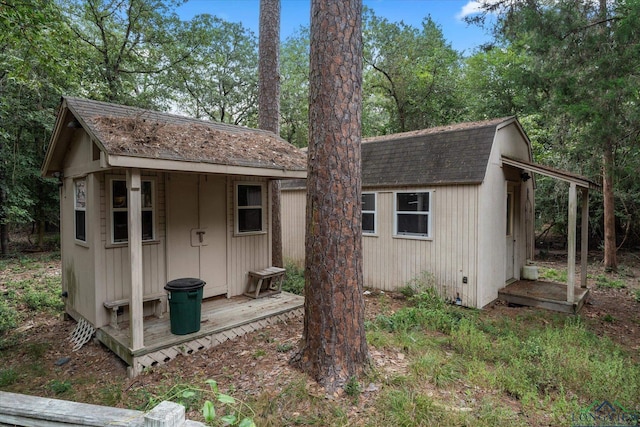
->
[42, 97, 306, 375]
[282, 117, 597, 311]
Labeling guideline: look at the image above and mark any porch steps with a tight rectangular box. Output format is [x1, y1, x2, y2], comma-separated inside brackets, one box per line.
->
[498, 280, 590, 314]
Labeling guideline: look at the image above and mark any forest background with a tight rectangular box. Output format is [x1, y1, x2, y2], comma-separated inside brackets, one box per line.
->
[1, 0, 639, 266]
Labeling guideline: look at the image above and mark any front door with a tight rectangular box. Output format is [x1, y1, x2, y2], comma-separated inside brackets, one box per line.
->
[167, 173, 227, 298]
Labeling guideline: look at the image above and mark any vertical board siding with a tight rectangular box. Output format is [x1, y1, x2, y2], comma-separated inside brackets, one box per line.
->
[282, 184, 481, 307]
[100, 172, 166, 302]
[361, 186, 479, 306]
[281, 189, 306, 263]
[227, 177, 270, 297]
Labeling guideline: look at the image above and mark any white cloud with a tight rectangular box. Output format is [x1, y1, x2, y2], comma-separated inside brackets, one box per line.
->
[456, 1, 483, 20]
[456, 0, 504, 20]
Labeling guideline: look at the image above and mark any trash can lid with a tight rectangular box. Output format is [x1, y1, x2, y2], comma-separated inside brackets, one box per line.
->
[164, 278, 206, 291]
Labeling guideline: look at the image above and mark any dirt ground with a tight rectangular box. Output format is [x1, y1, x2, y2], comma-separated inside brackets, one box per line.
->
[1, 251, 639, 422]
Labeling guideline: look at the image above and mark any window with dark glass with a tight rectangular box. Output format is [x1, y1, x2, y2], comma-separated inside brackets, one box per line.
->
[74, 179, 86, 242]
[236, 184, 263, 233]
[111, 179, 154, 243]
[395, 191, 431, 237]
[362, 192, 376, 234]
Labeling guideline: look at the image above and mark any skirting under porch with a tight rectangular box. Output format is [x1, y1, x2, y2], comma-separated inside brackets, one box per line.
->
[498, 280, 590, 314]
[96, 292, 304, 377]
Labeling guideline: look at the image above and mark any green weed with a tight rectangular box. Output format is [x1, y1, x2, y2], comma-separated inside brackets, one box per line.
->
[281, 261, 304, 295]
[344, 376, 361, 399]
[539, 267, 567, 282]
[0, 298, 18, 335]
[275, 342, 294, 353]
[0, 368, 19, 387]
[595, 274, 626, 289]
[48, 379, 72, 395]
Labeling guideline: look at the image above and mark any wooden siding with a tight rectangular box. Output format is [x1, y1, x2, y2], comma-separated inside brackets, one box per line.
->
[227, 177, 271, 297]
[94, 171, 167, 327]
[61, 132, 98, 324]
[282, 189, 306, 265]
[281, 185, 480, 307]
[363, 187, 478, 306]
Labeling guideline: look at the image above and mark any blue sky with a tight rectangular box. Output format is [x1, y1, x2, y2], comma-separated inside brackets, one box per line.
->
[177, 0, 493, 54]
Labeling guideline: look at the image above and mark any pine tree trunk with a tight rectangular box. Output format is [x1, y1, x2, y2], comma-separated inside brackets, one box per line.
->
[258, 0, 283, 268]
[0, 170, 7, 256]
[602, 144, 617, 271]
[293, 0, 368, 392]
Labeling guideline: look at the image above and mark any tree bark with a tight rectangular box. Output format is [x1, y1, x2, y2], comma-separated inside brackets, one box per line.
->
[602, 143, 617, 271]
[258, 0, 284, 268]
[293, 0, 368, 392]
[0, 167, 7, 256]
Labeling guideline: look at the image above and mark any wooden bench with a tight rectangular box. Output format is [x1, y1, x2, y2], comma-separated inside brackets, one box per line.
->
[103, 292, 166, 329]
[244, 267, 286, 299]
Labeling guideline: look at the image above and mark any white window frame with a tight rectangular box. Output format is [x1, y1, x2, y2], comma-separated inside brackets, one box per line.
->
[393, 190, 432, 239]
[362, 192, 377, 235]
[108, 176, 156, 244]
[74, 178, 87, 243]
[234, 182, 267, 235]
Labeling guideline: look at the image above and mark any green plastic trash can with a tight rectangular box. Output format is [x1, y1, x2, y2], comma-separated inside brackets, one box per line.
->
[164, 278, 206, 335]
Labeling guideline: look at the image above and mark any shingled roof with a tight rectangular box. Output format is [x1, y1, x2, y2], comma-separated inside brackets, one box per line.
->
[43, 97, 307, 177]
[281, 117, 514, 190]
[361, 117, 512, 187]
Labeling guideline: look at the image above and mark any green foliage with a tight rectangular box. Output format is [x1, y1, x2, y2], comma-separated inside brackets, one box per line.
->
[0, 368, 19, 387]
[0, 298, 18, 336]
[539, 267, 568, 283]
[343, 376, 362, 400]
[275, 342, 294, 353]
[372, 274, 468, 335]
[595, 274, 627, 289]
[145, 380, 255, 426]
[362, 10, 465, 135]
[279, 27, 310, 147]
[48, 379, 72, 395]
[634, 289, 640, 303]
[282, 261, 305, 295]
[469, 0, 640, 250]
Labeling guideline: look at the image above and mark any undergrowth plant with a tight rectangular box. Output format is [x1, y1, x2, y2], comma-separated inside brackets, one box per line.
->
[145, 380, 255, 427]
[595, 274, 626, 289]
[364, 271, 640, 426]
[282, 261, 304, 295]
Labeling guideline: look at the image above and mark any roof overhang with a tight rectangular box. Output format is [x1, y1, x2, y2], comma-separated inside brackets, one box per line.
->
[106, 155, 306, 179]
[501, 156, 600, 190]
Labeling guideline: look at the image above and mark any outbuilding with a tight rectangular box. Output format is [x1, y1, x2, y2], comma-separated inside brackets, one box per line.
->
[282, 117, 596, 310]
[42, 97, 306, 375]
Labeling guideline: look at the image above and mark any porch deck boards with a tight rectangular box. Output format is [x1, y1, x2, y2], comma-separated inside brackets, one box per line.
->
[498, 280, 590, 314]
[96, 292, 303, 375]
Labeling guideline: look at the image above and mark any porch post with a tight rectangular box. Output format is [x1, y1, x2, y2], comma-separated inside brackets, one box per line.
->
[581, 188, 589, 288]
[567, 182, 577, 303]
[127, 169, 144, 351]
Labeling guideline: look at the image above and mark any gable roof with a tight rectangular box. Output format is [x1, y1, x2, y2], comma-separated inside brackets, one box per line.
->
[361, 117, 513, 187]
[42, 97, 307, 178]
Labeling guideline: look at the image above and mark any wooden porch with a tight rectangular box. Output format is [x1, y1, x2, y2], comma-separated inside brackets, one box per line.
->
[96, 292, 304, 377]
[498, 280, 590, 314]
